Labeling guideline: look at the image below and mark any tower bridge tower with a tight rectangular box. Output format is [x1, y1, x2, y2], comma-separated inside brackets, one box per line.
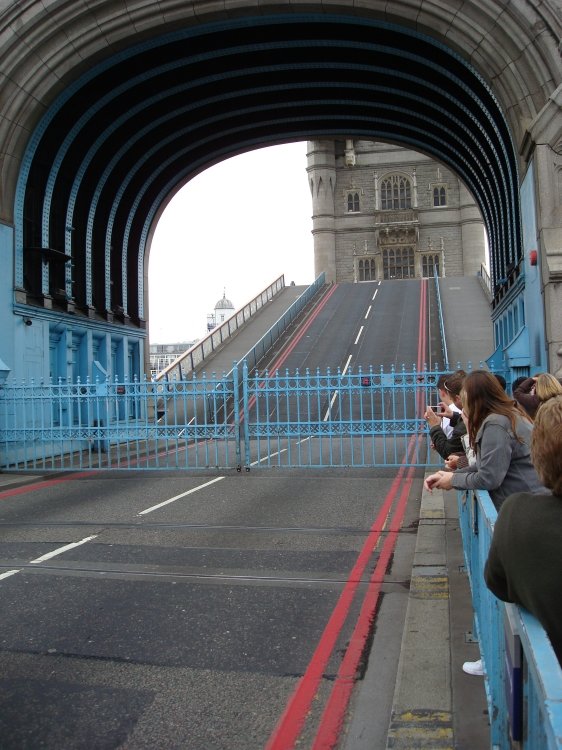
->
[307, 140, 487, 284]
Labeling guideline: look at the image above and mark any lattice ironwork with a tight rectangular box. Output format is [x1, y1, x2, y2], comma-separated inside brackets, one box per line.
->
[0, 364, 476, 470]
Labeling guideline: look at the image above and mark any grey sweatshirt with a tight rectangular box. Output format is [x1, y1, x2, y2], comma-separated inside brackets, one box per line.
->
[450, 413, 547, 509]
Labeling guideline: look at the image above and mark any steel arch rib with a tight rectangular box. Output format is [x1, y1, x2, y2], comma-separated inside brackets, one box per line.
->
[129, 91, 505, 277]
[90, 82, 506, 317]
[100, 73, 510, 305]
[15, 13, 521, 310]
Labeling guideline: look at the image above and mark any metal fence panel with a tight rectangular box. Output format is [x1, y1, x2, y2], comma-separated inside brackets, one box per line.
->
[458, 489, 562, 750]
[242, 363, 445, 468]
[1, 364, 506, 471]
[0, 373, 240, 471]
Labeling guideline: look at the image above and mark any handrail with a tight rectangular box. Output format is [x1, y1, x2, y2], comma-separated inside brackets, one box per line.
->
[479, 262, 492, 299]
[156, 275, 285, 381]
[458, 488, 562, 749]
[235, 273, 326, 376]
[434, 270, 449, 370]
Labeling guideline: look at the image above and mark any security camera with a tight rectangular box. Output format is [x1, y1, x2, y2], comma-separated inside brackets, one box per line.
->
[24, 318, 32, 326]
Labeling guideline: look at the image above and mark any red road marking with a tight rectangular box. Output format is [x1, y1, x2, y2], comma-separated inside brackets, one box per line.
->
[310, 465, 416, 749]
[267, 279, 431, 749]
[264, 462, 411, 750]
[263, 284, 340, 375]
[0, 471, 96, 500]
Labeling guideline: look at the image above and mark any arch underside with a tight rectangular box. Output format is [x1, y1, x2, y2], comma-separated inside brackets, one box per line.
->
[17, 14, 521, 325]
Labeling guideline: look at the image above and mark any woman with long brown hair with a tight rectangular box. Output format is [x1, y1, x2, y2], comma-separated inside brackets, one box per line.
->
[424, 370, 546, 510]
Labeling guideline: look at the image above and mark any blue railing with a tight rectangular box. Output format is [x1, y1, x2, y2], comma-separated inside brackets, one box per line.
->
[242, 362, 436, 468]
[0, 372, 241, 471]
[156, 274, 286, 382]
[458, 488, 562, 749]
[1, 363, 447, 471]
[434, 271, 449, 370]
[0, 362, 508, 472]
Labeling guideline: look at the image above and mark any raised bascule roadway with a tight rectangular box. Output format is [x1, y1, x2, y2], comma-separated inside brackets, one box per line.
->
[0, 277, 495, 749]
[0, 0, 560, 745]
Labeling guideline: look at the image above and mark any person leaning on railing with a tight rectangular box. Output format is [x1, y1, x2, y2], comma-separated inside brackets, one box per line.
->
[513, 372, 562, 419]
[424, 370, 551, 677]
[423, 370, 467, 460]
[484, 394, 562, 666]
[424, 370, 547, 511]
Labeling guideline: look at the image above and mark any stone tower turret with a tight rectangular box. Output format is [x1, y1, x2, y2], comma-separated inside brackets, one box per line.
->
[307, 140, 337, 283]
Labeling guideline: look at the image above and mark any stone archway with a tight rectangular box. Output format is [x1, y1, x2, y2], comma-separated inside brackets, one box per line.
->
[0, 1, 559, 379]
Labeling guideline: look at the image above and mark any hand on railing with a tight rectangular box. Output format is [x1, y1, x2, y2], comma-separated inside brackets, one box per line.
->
[424, 470, 454, 491]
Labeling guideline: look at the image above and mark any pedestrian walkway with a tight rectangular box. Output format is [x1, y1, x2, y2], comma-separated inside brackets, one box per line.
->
[439, 275, 494, 368]
[342, 476, 489, 749]
[384, 480, 489, 748]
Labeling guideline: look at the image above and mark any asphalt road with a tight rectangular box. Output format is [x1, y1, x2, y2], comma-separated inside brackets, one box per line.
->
[0, 279, 435, 749]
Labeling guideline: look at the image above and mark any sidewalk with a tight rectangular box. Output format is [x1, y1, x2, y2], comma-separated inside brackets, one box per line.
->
[385, 480, 490, 749]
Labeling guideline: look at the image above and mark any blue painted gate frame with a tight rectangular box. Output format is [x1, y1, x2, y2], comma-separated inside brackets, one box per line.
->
[0, 363, 486, 471]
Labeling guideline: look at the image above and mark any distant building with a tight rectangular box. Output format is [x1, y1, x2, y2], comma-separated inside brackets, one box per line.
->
[149, 340, 198, 376]
[307, 139, 486, 283]
[207, 290, 235, 331]
[151, 291, 236, 376]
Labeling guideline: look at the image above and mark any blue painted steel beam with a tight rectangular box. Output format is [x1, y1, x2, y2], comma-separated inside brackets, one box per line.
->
[14, 14, 520, 324]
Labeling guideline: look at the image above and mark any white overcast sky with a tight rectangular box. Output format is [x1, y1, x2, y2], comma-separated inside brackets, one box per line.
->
[148, 140, 314, 343]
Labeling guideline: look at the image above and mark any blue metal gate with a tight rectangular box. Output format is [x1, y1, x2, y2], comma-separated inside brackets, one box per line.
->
[242, 362, 438, 468]
[0, 363, 463, 471]
[0, 371, 241, 471]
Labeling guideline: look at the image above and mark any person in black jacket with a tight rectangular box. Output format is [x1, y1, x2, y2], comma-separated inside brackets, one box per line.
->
[484, 394, 562, 665]
[424, 369, 466, 460]
[513, 373, 562, 419]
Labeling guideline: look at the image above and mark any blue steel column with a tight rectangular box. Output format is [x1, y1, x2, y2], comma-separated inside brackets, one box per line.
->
[232, 362, 242, 469]
[242, 360, 250, 467]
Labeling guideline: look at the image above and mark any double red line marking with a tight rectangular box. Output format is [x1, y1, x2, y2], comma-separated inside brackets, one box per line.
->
[266, 279, 428, 750]
[265, 463, 415, 750]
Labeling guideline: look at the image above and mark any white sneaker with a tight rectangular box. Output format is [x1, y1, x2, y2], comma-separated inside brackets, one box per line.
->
[462, 658, 484, 676]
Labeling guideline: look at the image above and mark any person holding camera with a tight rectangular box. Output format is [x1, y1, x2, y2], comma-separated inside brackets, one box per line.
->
[424, 370, 546, 510]
[424, 370, 466, 460]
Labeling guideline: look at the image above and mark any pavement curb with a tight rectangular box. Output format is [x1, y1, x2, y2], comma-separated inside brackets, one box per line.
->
[0, 473, 49, 492]
[385, 477, 454, 749]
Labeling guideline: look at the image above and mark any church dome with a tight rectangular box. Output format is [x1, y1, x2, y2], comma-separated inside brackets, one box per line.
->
[215, 291, 234, 310]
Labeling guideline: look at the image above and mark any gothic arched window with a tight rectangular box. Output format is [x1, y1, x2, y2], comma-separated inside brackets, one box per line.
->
[383, 247, 415, 279]
[359, 258, 375, 281]
[422, 254, 440, 277]
[433, 186, 447, 206]
[347, 192, 360, 212]
[381, 176, 411, 210]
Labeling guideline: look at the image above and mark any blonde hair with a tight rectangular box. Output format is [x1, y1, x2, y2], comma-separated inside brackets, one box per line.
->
[535, 373, 562, 403]
[531, 395, 562, 495]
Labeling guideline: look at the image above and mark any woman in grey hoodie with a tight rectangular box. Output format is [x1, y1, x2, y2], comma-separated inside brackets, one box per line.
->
[424, 370, 546, 510]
